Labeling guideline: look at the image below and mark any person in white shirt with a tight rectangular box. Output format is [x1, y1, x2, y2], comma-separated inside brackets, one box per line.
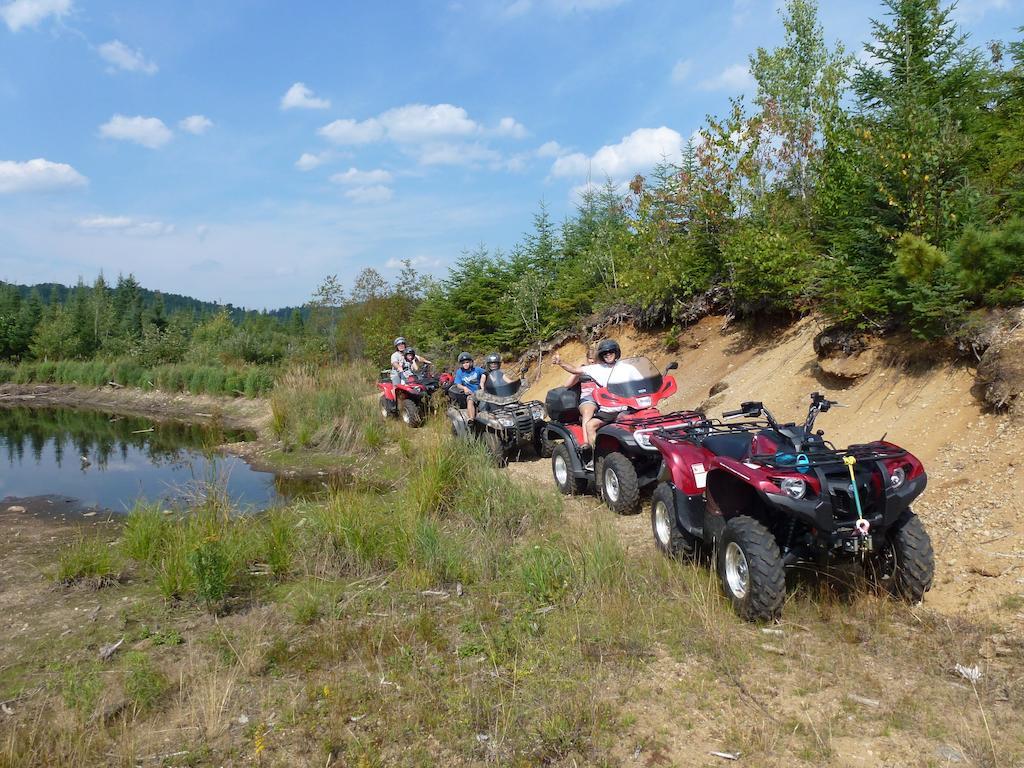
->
[390, 337, 410, 384]
[552, 338, 621, 451]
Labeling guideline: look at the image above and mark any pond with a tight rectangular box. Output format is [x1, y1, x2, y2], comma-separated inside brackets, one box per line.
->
[0, 406, 282, 516]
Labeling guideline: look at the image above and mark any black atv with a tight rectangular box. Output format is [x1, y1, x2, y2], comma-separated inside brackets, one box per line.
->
[447, 371, 549, 465]
[648, 393, 935, 621]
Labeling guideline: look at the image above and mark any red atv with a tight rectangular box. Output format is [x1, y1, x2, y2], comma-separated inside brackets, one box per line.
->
[377, 365, 444, 428]
[542, 357, 702, 514]
[648, 393, 934, 621]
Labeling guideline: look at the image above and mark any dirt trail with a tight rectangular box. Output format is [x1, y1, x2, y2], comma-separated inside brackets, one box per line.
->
[519, 315, 1024, 617]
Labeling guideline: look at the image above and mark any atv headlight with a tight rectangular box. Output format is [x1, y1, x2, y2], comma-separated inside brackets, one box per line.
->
[635, 396, 653, 408]
[634, 431, 653, 449]
[780, 477, 807, 500]
[498, 416, 516, 428]
[530, 403, 545, 419]
[890, 467, 906, 489]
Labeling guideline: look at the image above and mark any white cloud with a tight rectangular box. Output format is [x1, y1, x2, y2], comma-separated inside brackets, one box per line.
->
[280, 82, 330, 110]
[415, 142, 502, 167]
[378, 103, 479, 142]
[329, 167, 393, 185]
[0, 158, 87, 193]
[384, 255, 441, 269]
[78, 215, 175, 236]
[551, 0, 628, 9]
[952, 0, 1009, 21]
[506, 0, 628, 14]
[493, 116, 527, 138]
[318, 117, 385, 144]
[344, 185, 393, 204]
[178, 115, 213, 134]
[731, 0, 753, 26]
[551, 152, 590, 178]
[319, 103, 483, 146]
[671, 58, 692, 84]
[536, 140, 566, 158]
[98, 40, 158, 74]
[295, 152, 327, 171]
[99, 114, 173, 148]
[698, 63, 754, 92]
[549, 126, 685, 181]
[0, 0, 71, 31]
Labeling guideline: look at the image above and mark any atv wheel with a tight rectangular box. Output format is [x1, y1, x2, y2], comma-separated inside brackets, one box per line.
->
[379, 395, 395, 420]
[534, 428, 555, 459]
[651, 483, 697, 559]
[598, 453, 640, 515]
[483, 430, 508, 466]
[875, 513, 934, 603]
[400, 398, 422, 428]
[551, 444, 586, 495]
[717, 516, 785, 621]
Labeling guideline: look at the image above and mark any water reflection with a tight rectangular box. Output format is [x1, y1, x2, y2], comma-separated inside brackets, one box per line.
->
[0, 406, 279, 514]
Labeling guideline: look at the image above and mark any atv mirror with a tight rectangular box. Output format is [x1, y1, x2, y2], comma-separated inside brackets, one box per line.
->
[665, 361, 678, 371]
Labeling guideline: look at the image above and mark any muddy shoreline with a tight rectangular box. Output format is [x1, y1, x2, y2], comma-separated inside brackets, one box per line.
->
[0, 382, 270, 433]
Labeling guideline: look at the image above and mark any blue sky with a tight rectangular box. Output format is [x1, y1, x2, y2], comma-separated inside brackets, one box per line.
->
[0, 0, 1019, 308]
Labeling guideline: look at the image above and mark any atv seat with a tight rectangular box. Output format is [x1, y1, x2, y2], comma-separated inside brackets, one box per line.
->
[702, 433, 752, 461]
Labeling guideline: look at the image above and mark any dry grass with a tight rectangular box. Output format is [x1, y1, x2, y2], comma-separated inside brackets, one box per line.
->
[4, 422, 1024, 767]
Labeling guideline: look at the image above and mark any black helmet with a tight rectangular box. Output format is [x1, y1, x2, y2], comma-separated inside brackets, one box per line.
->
[596, 339, 621, 361]
[458, 352, 473, 363]
[394, 336, 407, 348]
[404, 347, 417, 359]
[485, 353, 501, 370]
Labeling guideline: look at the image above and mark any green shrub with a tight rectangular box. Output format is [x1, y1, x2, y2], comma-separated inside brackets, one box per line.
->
[518, 541, 572, 604]
[57, 536, 120, 587]
[60, 661, 103, 716]
[188, 538, 232, 609]
[123, 652, 169, 711]
[121, 506, 170, 565]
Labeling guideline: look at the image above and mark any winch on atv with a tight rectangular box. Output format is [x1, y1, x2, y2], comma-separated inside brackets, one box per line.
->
[648, 392, 935, 621]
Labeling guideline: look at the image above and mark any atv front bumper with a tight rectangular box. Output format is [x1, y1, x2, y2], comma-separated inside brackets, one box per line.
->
[762, 472, 927, 549]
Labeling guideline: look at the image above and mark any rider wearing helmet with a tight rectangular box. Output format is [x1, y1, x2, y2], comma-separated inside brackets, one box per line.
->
[552, 339, 622, 452]
[398, 347, 433, 382]
[390, 337, 409, 384]
[452, 352, 485, 419]
[478, 354, 504, 413]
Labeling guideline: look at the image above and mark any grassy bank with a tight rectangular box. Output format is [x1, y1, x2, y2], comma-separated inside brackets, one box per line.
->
[0, 359, 274, 398]
[3, 422, 1022, 766]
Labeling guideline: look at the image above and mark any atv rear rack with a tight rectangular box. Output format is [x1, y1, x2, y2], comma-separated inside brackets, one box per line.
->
[626, 409, 705, 429]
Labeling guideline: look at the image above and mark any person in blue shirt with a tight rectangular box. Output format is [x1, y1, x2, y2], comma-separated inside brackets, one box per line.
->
[451, 352, 485, 419]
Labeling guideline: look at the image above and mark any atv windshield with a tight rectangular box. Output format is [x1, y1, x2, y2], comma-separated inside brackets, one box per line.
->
[606, 357, 664, 399]
[479, 372, 525, 405]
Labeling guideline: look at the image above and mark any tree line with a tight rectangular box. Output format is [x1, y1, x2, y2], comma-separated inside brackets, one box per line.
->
[3, 0, 1022, 377]
[401, 0, 1024, 359]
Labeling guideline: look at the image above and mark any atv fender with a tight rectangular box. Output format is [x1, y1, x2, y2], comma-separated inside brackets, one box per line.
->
[670, 484, 706, 539]
[447, 407, 470, 438]
[543, 423, 586, 474]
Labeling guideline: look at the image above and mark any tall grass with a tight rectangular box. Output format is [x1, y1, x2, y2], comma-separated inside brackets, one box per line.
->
[270, 364, 386, 452]
[2, 358, 273, 397]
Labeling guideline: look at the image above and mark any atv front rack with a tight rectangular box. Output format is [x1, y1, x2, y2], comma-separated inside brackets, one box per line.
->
[655, 418, 908, 468]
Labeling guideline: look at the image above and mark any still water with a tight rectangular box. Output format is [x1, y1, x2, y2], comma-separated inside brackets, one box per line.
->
[0, 406, 281, 514]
